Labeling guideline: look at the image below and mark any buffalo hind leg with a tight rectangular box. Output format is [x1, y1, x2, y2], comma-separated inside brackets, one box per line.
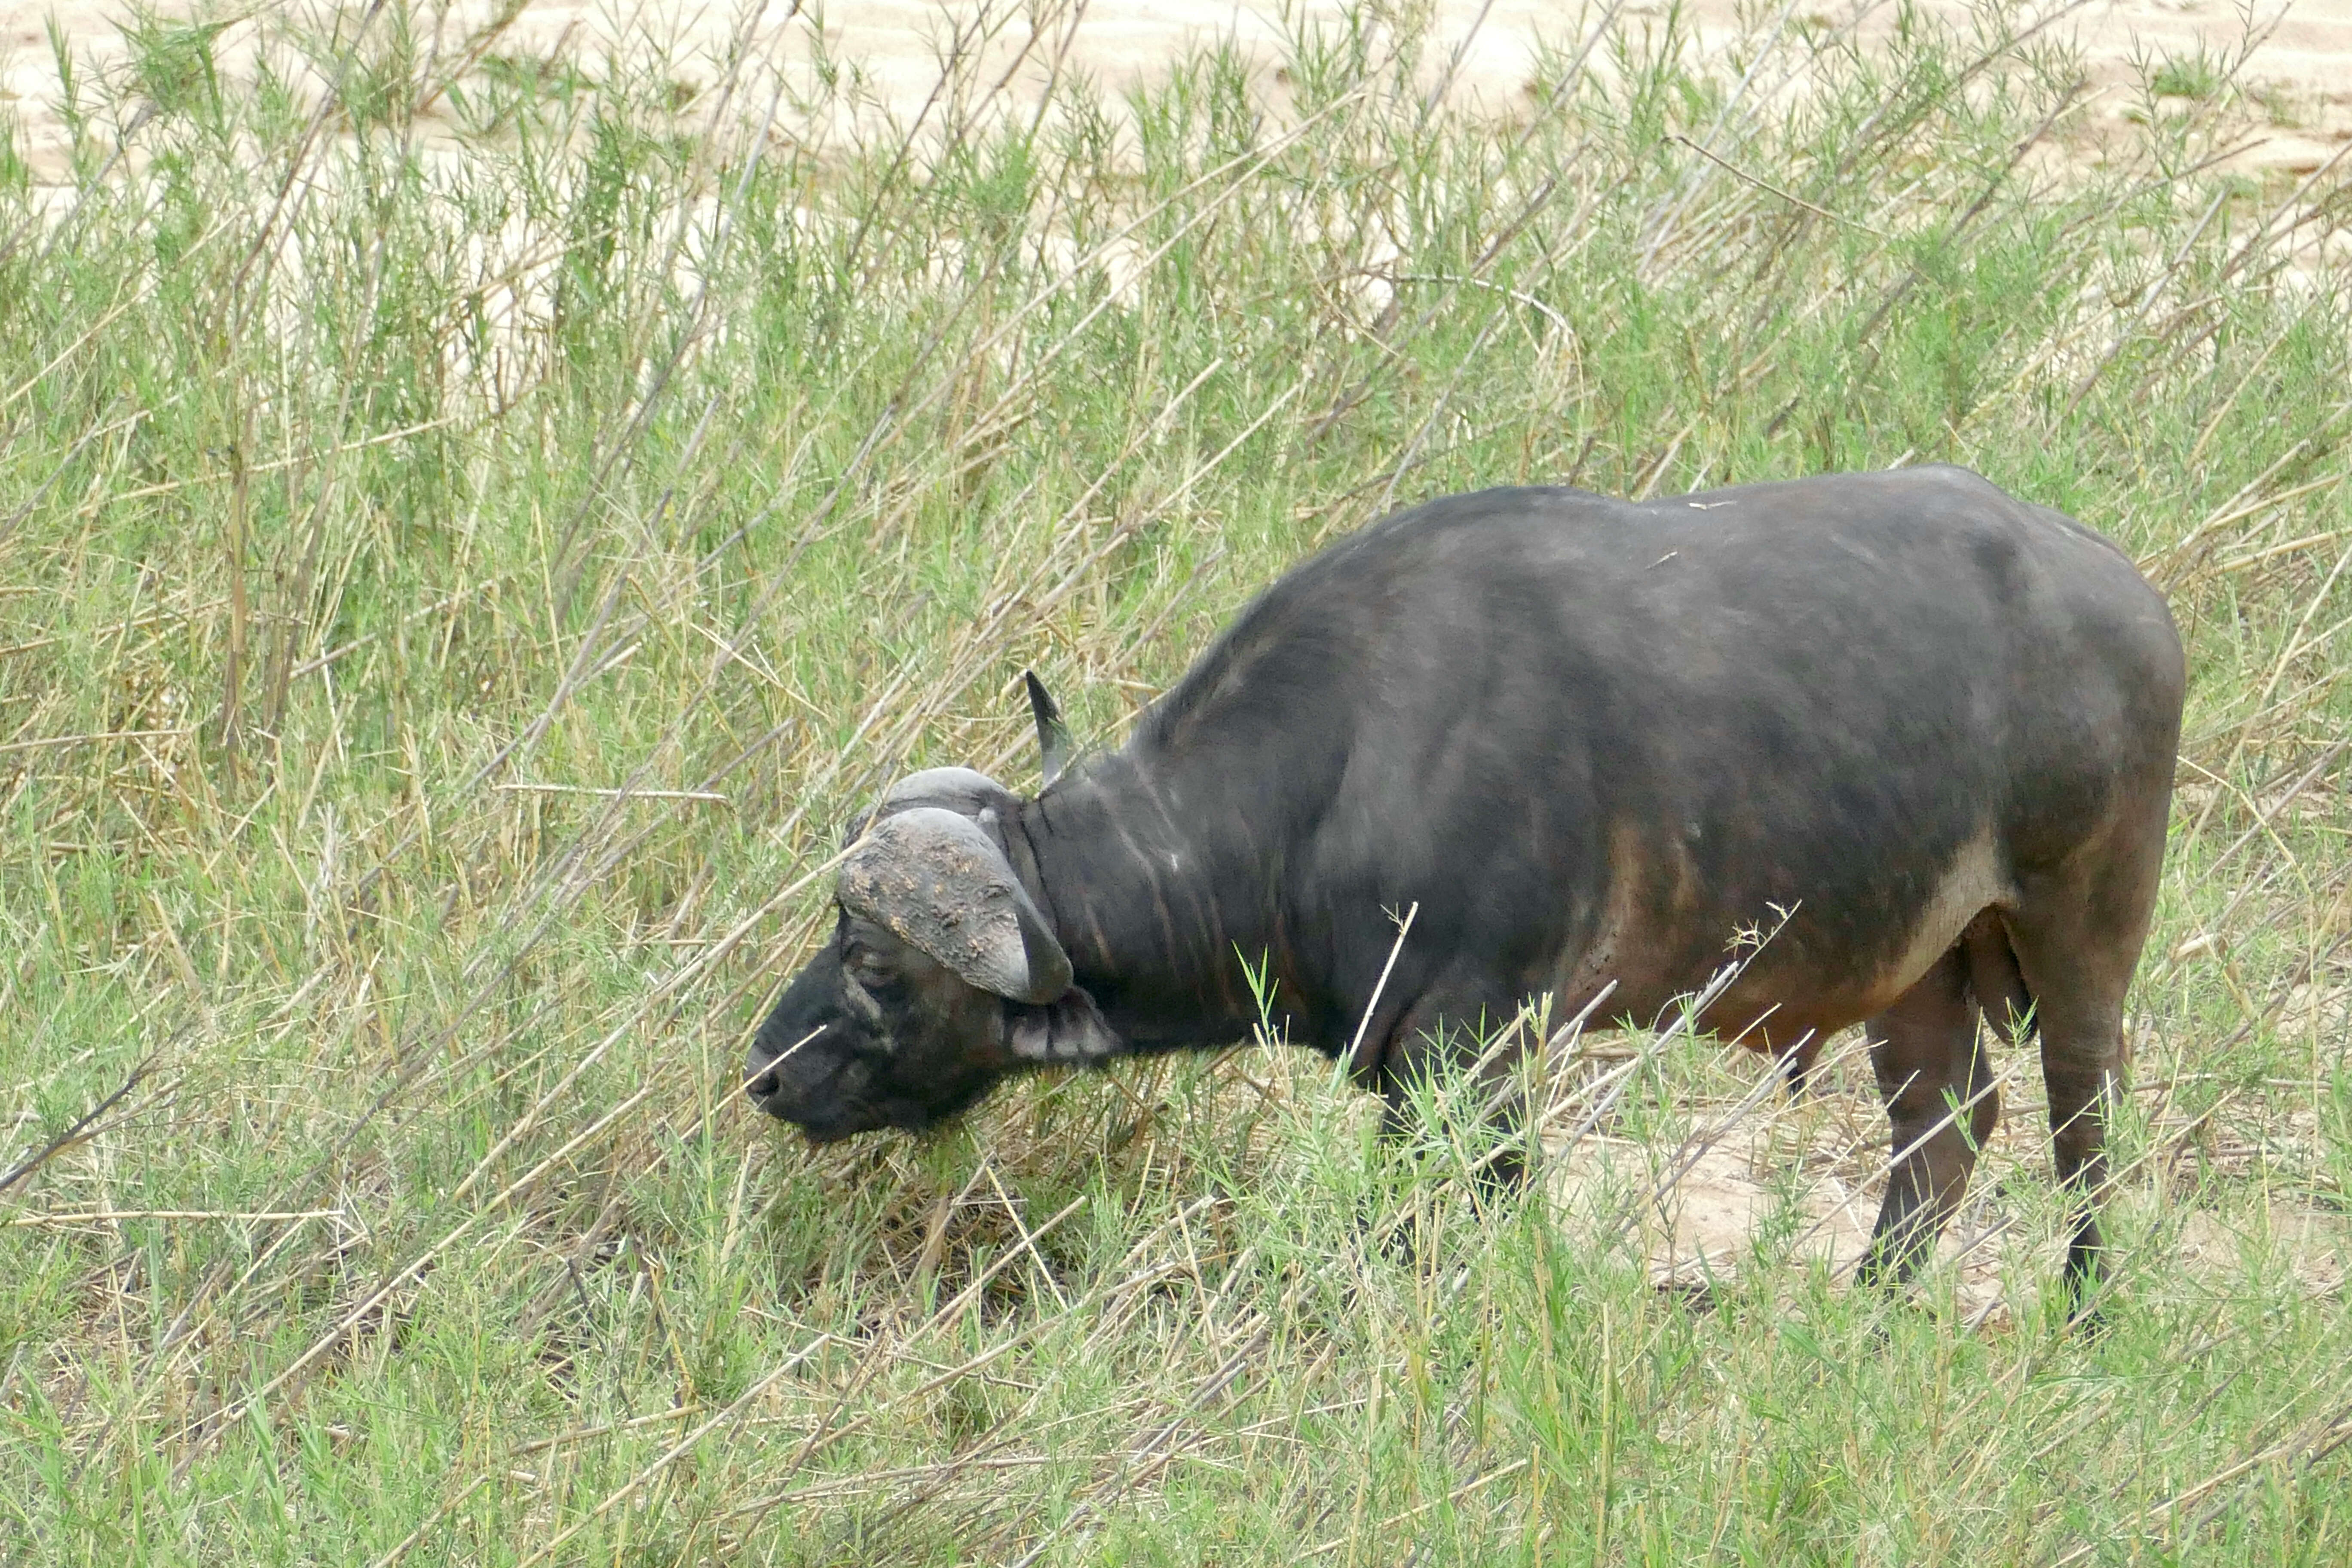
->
[1855, 938, 2002, 1290]
[2001, 872, 2155, 1322]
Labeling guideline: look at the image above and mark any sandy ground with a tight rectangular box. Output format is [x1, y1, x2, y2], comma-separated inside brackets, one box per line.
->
[1562, 1087, 2348, 1324]
[5, 1, 2351, 183]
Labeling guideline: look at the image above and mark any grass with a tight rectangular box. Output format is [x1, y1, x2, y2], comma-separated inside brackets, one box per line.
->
[2148, 48, 2226, 106]
[1, 0, 2349, 1561]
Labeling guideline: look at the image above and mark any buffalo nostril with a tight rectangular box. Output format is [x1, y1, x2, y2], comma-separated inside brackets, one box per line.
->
[744, 1067, 779, 1101]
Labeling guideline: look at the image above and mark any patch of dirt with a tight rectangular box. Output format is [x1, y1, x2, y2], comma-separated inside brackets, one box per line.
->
[1551, 1088, 2015, 1323]
[6, 1, 2349, 183]
[1548, 1067, 2350, 1326]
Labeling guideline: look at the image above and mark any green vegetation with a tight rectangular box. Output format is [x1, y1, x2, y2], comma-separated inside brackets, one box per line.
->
[2, 3, 2347, 1562]
[2148, 47, 2226, 105]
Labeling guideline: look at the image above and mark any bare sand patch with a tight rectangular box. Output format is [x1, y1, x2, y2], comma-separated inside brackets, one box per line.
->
[6, 1, 2350, 183]
[1544, 1053, 2350, 1329]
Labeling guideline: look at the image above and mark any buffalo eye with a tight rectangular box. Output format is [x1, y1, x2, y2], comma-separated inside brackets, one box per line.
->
[841, 938, 890, 987]
[839, 963, 890, 1033]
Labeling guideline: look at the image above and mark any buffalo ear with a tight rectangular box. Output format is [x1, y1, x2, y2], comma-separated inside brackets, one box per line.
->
[1008, 985, 1122, 1064]
[1024, 671, 1070, 787]
[837, 807, 1072, 1005]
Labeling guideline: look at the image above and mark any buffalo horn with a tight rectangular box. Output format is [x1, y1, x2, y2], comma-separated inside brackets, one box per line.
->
[841, 765, 1014, 846]
[1024, 671, 1070, 787]
[837, 807, 1072, 1004]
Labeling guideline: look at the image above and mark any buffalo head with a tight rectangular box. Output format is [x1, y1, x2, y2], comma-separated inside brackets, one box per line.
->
[745, 745, 1117, 1141]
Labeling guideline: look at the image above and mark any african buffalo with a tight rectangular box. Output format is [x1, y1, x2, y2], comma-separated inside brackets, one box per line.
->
[747, 467, 2184, 1310]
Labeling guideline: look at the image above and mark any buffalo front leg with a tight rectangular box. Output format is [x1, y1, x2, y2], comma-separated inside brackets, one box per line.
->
[1856, 942, 2000, 1289]
[1372, 983, 1537, 1197]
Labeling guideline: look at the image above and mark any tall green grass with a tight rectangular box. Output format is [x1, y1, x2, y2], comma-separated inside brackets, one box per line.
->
[1, 1, 2348, 1561]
